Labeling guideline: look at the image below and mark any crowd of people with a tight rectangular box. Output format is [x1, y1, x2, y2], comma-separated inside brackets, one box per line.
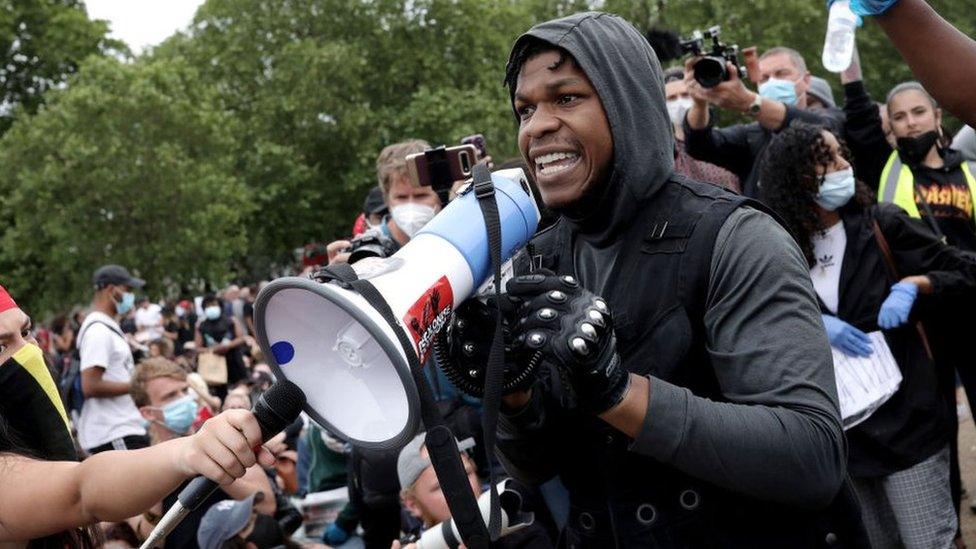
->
[4, 0, 976, 548]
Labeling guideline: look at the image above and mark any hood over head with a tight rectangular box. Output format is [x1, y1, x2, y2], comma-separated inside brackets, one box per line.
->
[506, 12, 674, 240]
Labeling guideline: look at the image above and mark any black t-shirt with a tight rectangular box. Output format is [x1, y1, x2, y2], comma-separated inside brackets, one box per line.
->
[162, 480, 230, 549]
[913, 163, 976, 252]
[198, 316, 247, 384]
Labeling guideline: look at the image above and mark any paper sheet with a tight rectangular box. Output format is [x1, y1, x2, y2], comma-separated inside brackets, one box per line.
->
[831, 331, 902, 430]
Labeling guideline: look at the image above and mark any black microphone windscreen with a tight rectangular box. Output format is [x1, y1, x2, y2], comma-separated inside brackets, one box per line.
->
[253, 380, 306, 440]
[645, 27, 683, 63]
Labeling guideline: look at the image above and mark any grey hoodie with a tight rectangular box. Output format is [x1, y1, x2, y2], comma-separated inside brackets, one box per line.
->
[500, 12, 847, 515]
[507, 12, 674, 248]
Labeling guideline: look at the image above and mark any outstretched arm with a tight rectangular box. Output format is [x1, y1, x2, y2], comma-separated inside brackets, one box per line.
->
[875, 0, 976, 126]
[0, 410, 275, 542]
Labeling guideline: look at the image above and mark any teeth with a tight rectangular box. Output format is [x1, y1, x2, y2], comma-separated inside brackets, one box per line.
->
[535, 151, 580, 175]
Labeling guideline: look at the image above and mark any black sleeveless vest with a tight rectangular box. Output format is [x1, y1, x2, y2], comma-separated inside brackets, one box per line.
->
[526, 177, 865, 549]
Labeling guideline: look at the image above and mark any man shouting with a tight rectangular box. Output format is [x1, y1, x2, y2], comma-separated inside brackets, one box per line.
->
[491, 12, 865, 547]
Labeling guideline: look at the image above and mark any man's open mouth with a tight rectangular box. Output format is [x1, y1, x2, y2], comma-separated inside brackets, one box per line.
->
[535, 151, 581, 177]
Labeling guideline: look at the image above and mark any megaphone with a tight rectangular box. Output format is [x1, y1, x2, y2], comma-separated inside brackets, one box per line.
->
[254, 169, 540, 450]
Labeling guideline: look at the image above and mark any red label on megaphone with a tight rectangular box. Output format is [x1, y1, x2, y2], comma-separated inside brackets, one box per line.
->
[404, 275, 454, 363]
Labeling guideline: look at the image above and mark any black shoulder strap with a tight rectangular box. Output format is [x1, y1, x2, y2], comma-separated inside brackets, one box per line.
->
[471, 163, 504, 541]
[314, 263, 491, 548]
[678, 195, 754, 324]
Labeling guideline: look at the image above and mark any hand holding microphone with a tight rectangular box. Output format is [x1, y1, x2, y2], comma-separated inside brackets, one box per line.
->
[174, 409, 276, 486]
[141, 381, 305, 549]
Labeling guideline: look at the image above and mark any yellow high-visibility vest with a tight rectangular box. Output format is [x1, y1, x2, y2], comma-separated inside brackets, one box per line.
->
[877, 151, 976, 219]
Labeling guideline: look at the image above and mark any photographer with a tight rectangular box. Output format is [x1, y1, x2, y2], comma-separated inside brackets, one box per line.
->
[392, 433, 551, 549]
[683, 46, 845, 198]
[327, 139, 441, 265]
[322, 139, 482, 549]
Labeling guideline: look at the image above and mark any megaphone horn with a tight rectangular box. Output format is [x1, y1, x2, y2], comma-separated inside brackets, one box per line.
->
[254, 169, 540, 450]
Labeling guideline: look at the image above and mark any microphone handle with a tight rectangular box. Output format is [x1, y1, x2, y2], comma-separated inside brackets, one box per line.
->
[175, 399, 286, 511]
[177, 475, 222, 511]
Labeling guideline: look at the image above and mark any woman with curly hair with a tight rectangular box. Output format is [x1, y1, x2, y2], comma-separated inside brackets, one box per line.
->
[759, 121, 976, 549]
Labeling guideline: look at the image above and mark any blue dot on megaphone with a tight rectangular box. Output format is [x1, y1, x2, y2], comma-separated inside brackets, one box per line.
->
[271, 341, 295, 365]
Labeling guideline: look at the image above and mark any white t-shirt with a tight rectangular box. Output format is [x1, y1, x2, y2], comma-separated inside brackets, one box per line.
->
[77, 311, 146, 450]
[810, 220, 847, 314]
[134, 303, 163, 341]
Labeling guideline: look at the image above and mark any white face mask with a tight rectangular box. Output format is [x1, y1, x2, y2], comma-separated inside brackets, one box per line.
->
[666, 97, 694, 126]
[391, 203, 437, 238]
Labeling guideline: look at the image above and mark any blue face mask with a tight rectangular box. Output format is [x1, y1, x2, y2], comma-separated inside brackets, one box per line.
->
[115, 291, 135, 315]
[758, 77, 799, 106]
[816, 167, 856, 211]
[204, 306, 222, 321]
[156, 394, 198, 435]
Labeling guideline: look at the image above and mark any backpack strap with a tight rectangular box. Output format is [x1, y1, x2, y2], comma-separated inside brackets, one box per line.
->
[77, 319, 126, 348]
[678, 195, 756, 326]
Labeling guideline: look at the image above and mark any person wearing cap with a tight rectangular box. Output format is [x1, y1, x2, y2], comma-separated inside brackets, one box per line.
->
[197, 492, 286, 549]
[393, 433, 551, 549]
[352, 185, 391, 237]
[77, 264, 149, 454]
[683, 45, 845, 198]
[806, 76, 837, 110]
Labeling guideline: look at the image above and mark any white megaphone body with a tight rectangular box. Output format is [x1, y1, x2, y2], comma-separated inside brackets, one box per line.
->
[254, 169, 540, 449]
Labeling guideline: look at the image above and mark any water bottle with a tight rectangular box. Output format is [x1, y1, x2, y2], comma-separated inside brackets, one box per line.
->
[822, 0, 857, 72]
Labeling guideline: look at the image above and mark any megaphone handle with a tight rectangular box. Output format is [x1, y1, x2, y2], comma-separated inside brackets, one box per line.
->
[313, 263, 491, 549]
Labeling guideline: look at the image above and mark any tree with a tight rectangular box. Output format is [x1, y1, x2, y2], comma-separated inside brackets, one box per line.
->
[149, 0, 590, 278]
[0, 0, 124, 136]
[0, 56, 249, 314]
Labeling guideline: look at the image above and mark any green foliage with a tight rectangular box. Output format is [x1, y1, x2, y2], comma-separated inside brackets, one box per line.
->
[3, 0, 974, 314]
[0, 56, 249, 313]
[0, 0, 124, 135]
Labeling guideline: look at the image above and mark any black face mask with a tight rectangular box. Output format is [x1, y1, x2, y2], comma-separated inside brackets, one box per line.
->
[245, 514, 284, 548]
[896, 130, 940, 166]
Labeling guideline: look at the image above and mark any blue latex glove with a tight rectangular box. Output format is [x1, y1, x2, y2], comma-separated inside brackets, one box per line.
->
[828, 0, 899, 17]
[822, 314, 874, 357]
[877, 282, 918, 329]
[322, 523, 350, 545]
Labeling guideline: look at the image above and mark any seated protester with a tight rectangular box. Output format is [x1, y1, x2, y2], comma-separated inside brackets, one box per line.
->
[759, 121, 976, 548]
[130, 357, 276, 548]
[0, 287, 76, 461]
[683, 45, 846, 198]
[195, 294, 249, 402]
[0, 405, 275, 546]
[196, 493, 287, 549]
[393, 433, 552, 549]
[663, 68, 741, 193]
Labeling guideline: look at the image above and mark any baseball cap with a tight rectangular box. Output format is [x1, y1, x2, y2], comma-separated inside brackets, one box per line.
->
[363, 186, 388, 216]
[397, 432, 476, 490]
[196, 492, 262, 549]
[92, 264, 145, 288]
[807, 76, 836, 109]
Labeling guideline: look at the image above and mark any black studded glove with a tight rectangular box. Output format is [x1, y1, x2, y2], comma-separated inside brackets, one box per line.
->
[506, 272, 630, 414]
[438, 296, 542, 398]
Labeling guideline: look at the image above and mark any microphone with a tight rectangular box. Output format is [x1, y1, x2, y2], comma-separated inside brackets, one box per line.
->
[139, 380, 306, 549]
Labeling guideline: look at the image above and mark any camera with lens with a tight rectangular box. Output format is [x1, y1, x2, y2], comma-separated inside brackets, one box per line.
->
[345, 228, 399, 263]
[680, 26, 747, 89]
